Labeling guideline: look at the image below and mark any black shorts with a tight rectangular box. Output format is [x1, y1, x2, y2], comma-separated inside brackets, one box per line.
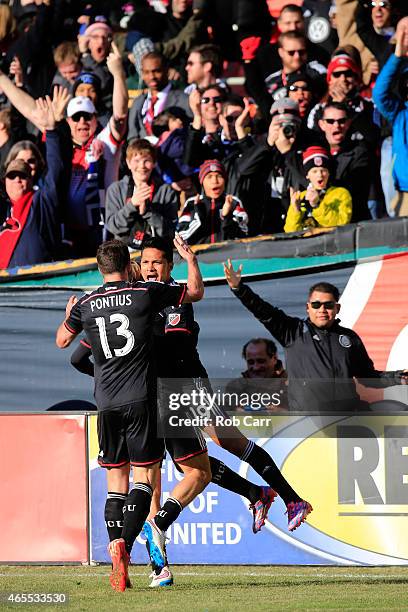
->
[158, 379, 207, 463]
[97, 401, 164, 468]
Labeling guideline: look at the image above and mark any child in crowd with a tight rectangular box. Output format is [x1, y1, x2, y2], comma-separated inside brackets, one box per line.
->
[178, 159, 248, 244]
[105, 139, 178, 250]
[284, 146, 352, 232]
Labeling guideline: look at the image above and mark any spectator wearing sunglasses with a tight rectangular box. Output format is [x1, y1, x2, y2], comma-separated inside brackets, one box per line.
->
[284, 145, 352, 232]
[262, 32, 327, 110]
[356, 0, 403, 72]
[184, 44, 227, 95]
[224, 267, 408, 411]
[308, 52, 380, 147]
[318, 101, 373, 221]
[286, 72, 315, 121]
[0, 97, 63, 269]
[185, 90, 266, 233]
[4, 140, 45, 189]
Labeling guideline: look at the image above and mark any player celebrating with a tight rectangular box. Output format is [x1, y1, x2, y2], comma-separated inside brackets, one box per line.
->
[56, 237, 210, 592]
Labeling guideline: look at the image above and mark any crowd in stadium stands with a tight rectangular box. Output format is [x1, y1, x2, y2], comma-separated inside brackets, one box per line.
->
[0, 0, 407, 268]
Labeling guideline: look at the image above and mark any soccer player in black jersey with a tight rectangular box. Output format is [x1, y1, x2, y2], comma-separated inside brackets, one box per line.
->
[70, 238, 311, 587]
[56, 237, 211, 592]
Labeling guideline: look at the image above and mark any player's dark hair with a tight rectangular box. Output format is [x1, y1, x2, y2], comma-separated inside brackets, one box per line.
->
[97, 240, 130, 274]
[242, 338, 278, 360]
[308, 282, 340, 302]
[141, 237, 173, 263]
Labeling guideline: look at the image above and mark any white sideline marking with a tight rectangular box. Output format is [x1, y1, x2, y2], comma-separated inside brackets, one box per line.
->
[0, 572, 405, 579]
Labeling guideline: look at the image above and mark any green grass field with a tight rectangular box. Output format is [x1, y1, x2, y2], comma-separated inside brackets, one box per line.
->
[1, 565, 408, 611]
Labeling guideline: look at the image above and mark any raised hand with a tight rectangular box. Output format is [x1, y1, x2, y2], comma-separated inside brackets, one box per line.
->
[128, 261, 141, 282]
[223, 258, 242, 289]
[395, 17, 408, 58]
[235, 97, 252, 138]
[221, 194, 235, 217]
[173, 232, 196, 263]
[65, 295, 78, 319]
[189, 88, 202, 117]
[32, 96, 56, 131]
[107, 42, 124, 76]
[9, 56, 24, 87]
[51, 85, 71, 122]
[305, 185, 319, 207]
[291, 191, 303, 212]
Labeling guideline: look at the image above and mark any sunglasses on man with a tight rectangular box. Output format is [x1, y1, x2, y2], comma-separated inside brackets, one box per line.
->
[285, 49, 307, 57]
[309, 300, 337, 310]
[323, 117, 348, 125]
[331, 69, 356, 79]
[288, 84, 311, 92]
[71, 111, 94, 122]
[371, 0, 390, 8]
[201, 96, 223, 104]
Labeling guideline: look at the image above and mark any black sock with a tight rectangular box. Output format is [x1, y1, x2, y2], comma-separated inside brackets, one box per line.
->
[154, 497, 183, 532]
[241, 441, 301, 505]
[209, 456, 261, 504]
[122, 483, 153, 554]
[104, 492, 126, 542]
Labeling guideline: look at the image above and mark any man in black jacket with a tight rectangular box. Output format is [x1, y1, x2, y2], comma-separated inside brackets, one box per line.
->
[224, 263, 408, 412]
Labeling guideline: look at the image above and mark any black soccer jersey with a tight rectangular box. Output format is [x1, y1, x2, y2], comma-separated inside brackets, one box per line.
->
[154, 299, 208, 379]
[65, 280, 186, 410]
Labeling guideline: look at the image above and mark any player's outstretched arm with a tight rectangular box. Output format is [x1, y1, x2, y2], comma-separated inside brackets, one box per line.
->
[223, 258, 243, 289]
[173, 233, 204, 303]
[56, 295, 79, 348]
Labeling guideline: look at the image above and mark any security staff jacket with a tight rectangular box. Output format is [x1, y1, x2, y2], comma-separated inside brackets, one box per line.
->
[232, 283, 404, 411]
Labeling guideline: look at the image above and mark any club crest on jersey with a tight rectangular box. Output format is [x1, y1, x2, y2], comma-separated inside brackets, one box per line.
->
[168, 313, 181, 326]
[339, 335, 352, 348]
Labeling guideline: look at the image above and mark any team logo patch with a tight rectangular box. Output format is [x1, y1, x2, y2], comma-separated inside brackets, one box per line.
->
[339, 335, 352, 348]
[308, 16, 330, 43]
[168, 313, 181, 326]
[314, 156, 323, 166]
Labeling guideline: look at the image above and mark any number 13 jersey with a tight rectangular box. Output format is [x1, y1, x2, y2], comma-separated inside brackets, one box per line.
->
[65, 280, 186, 410]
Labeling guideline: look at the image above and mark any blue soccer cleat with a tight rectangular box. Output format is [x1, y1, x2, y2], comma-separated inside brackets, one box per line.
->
[143, 519, 167, 571]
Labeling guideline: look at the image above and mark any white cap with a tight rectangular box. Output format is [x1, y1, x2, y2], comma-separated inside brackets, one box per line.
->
[66, 96, 96, 118]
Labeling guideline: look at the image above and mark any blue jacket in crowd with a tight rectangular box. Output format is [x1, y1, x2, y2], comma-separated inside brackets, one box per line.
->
[373, 54, 408, 193]
[6, 130, 63, 268]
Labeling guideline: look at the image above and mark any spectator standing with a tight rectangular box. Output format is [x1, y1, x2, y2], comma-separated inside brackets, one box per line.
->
[0, 97, 63, 269]
[105, 139, 179, 250]
[52, 42, 83, 93]
[373, 21, 408, 215]
[184, 44, 225, 93]
[224, 269, 408, 412]
[128, 51, 191, 141]
[78, 18, 114, 110]
[284, 145, 352, 232]
[178, 159, 248, 244]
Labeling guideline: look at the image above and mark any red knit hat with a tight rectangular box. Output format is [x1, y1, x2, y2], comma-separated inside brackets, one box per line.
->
[198, 159, 226, 184]
[302, 146, 330, 174]
[326, 54, 361, 83]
